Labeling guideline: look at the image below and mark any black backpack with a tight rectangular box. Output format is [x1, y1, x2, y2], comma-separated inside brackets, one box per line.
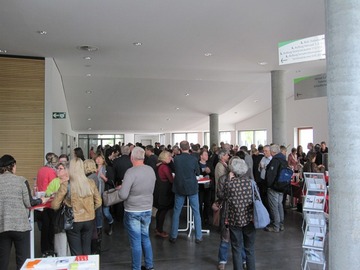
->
[272, 159, 293, 192]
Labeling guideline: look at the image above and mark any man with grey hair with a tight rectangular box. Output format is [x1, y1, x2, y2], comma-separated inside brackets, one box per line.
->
[169, 140, 202, 244]
[264, 144, 287, 233]
[118, 146, 156, 270]
[214, 149, 230, 199]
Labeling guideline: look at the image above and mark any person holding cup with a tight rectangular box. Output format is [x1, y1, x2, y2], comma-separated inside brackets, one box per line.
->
[0, 154, 47, 270]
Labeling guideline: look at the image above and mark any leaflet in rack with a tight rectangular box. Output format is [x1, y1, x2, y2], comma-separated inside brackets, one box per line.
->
[304, 195, 325, 210]
[304, 173, 326, 191]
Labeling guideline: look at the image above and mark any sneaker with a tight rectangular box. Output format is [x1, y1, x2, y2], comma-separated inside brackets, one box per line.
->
[218, 263, 226, 270]
[169, 237, 176, 243]
[243, 261, 247, 270]
[106, 223, 113, 236]
[264, 226, 279, 233]
[141, 266, 154, 270]
[280, 224, 285, 231]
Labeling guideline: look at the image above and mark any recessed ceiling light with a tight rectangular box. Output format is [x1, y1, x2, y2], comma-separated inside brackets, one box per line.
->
[161, 128, 164, 131]
[133, 42, 142, 46]
[234, 112, 238, 114]
[204, 53, 212, 57]
[88, 118, 92, 121]
[83, 56, 91, 60]
[176, 107, 180, 110]
[258, 62, 267, 66]
[166, 118, 170, 121]
[78, 45, 99, 52]
[88, 128, 92, 131]
[87, 106, 92, 109]
[185, 93, 190, 97]
[37, 30, 47, 35]
[86, 73, 91, 77]
[85, 90, 92, 94]
[0, 49, 7, 53]
[254, 99, 259, 103]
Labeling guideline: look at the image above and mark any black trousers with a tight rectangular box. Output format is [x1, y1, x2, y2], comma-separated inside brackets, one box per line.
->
[66, 220, 93, 256]
[0, 230, 30, 270]
[40, 208, 55, 253]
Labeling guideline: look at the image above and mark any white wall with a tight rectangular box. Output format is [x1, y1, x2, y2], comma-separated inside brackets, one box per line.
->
[134, 134, 159, 146]
[235, 96, 328, 148]
[45, 58, 77, 156]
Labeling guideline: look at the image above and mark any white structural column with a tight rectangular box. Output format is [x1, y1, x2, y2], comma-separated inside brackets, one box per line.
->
[326, 2, 360, 269]
[271, 70, 286, 145]
[209, 113, 219, 147]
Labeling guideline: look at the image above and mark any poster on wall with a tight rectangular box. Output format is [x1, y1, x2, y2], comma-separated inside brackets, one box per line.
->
[294, 73, 327, 100]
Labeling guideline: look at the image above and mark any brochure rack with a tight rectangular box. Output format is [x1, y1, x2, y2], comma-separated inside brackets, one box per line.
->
[301, 173, 327, 270]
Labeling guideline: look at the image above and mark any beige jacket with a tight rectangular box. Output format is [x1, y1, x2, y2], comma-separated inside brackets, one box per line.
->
[51, 179, 102, 222]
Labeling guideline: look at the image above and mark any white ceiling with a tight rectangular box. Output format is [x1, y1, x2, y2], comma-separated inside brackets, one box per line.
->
[0, 0, 326, 133]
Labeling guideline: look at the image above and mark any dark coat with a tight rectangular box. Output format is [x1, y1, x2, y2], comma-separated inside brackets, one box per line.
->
[113, 155, 132, 185]
[172, 152, 200, 196]
[265, 153, 287, 189]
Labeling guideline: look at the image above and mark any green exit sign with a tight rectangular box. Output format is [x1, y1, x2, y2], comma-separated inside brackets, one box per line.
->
[52, 112, 66, 119]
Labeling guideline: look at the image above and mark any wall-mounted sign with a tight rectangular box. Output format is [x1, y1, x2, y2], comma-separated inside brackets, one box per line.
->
[279, 34, 326, 65]
[294, 73, 327, 100]
[52, 112, 66, 119]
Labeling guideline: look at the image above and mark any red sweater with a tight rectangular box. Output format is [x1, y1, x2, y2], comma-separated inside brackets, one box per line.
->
[37, 166, 57, 191]
[158, 163, 174, 183]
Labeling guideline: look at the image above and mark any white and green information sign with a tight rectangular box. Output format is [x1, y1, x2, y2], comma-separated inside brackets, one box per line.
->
[279, 34, 326, 65]
[294, 74, 327, 100]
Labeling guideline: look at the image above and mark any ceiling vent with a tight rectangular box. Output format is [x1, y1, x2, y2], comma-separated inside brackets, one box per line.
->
[77, 45, 99, 52]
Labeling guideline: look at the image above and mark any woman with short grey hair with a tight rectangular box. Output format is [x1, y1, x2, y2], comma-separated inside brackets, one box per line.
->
[224, 156, 256, 270]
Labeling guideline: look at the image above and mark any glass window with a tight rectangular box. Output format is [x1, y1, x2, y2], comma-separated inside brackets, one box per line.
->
[187, 133, 198, 145]
[173, 133, 186, 145]
[204, 132, 210, 146]
[238, 130, 267, 148]
[219, 131, 231, 144]
[298, 127, 313, 153]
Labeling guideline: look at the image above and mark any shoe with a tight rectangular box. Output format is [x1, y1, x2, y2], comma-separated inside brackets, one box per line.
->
[156, 231, 169, 238]
[195, 238, 203, 244]
[218, 263, 226, 270]
[264, 226, 279, 233]
[243, 261, 247, 270]
[169, 237, 176, 243]
[280, 224, 285, 231]
[106, 223, 113, 236]
[141, 266, 154, 270]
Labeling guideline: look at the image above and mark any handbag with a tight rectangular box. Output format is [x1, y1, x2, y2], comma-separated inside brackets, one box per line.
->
[102, 188, 122, 206]
[251, 180, 270, 229]
[212, 201, 222, 227]
[54, 184, 74, 233]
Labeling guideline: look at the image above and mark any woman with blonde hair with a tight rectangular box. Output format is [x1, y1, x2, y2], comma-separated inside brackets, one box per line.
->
[52, 158, 102, 255]
[153, 150, 174, 238]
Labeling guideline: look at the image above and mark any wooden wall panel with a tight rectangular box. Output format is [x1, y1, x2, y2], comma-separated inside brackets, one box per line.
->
[0, 57, 45, 185]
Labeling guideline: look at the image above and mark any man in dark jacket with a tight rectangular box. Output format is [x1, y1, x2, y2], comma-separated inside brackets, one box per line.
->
[169, 140, 202, 243]
[264, 144, 287, 233]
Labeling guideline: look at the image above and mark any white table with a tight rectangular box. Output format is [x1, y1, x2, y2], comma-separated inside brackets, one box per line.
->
[21, 255, 99, 270]
[29, 201, 52, 258]
[178, 178, 211, 237]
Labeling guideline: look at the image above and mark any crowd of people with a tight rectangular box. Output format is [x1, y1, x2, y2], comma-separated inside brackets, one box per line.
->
[0, 139, 329, 270]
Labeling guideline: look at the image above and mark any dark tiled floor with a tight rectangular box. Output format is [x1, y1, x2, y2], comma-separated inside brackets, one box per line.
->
[11, 207, 306, 270]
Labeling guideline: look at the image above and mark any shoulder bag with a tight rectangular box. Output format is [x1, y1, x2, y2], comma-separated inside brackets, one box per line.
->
[102, 188, 122, 206]
[54, 183, 74, 233]
[251, 180, 270, 229]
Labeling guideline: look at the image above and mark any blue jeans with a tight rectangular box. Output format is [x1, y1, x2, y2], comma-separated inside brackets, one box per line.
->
[124, 210, 153, 270]
[267, 188, 284, 231]
[103, 206, 114, 224]
[229, 223, 256, 270]
[95, 207, 114, 228]
[218, 239, 230, 264]
[170, 194, 202, 240]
